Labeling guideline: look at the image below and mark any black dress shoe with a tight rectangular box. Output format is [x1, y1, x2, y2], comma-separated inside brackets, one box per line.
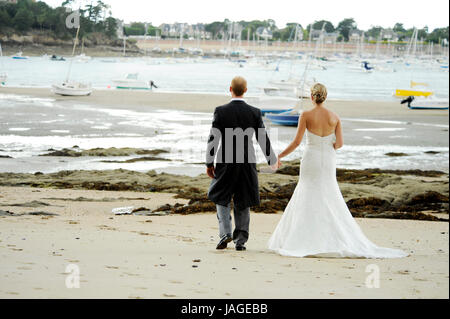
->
[216, 235, 232, 250]
[236, 245, 246, 251]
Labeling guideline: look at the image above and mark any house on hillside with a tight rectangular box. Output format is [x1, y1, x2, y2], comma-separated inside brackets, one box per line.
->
[310, 29, 338, 43]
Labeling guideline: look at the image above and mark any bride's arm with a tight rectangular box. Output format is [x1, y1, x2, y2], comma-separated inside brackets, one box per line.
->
[278, 113, 307, 159]
[334, 118, 344, 150]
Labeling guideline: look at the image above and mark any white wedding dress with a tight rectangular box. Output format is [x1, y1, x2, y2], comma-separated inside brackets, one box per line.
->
[268, 130, 408, 258]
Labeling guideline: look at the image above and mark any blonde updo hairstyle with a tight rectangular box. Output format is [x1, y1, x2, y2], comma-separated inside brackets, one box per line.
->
[311, 83, 327, 104]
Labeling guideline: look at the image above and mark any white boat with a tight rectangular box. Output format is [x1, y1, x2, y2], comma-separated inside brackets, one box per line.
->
[264, 79, 312, 98]
[52, 26, 93, 96]
[401, 96, 449, 110]
[74, 39, 91, 62]
[100, 58, 117, 63]
[112, 73, 156, 90]
[52, 81, 92, 96]
[12, 51, 29, 60]
[188, 47, 203, 55]
[74, 53, 91, 62]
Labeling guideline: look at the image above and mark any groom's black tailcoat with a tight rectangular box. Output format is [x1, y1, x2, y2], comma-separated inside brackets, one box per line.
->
[206, 100, 277, 209]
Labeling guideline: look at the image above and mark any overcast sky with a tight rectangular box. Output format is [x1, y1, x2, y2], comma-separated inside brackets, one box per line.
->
[43, 0, 449, 30]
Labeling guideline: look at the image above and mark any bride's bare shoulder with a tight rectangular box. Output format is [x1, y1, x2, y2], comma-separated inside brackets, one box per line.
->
[300, 109, 311, 119]
[325, 107, 339, 120]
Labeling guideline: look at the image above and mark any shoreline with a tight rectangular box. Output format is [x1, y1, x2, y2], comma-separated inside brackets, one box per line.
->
[1, 86, 449, 118]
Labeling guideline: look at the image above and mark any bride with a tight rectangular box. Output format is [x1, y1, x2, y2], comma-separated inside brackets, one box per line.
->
[268, 83, 408, 258]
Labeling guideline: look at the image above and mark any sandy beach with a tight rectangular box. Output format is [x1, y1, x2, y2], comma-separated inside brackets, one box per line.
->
[0, 186, 448, 299]
[1, 86, 449, 118]
[0, 87, 448, 299]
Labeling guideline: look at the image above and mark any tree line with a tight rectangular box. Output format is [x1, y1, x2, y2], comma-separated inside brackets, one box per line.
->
[0, 0, 118, 41]
[0, 0, 448, 45]
[121, 19, 448, 45]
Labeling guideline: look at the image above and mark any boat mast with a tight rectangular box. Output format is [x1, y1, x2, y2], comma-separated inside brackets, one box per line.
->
[65, 25, 80, 83]
[294, 24, 325, 112]
[179, 25, 184, 48]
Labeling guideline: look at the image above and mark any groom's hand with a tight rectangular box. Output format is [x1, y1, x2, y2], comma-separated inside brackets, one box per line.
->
[270, 158, 282, 171]
[206, 166, 215, 179]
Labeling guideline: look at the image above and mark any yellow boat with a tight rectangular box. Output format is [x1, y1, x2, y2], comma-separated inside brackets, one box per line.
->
[395, 89, 434, 98]
[394, 81, 434, 98]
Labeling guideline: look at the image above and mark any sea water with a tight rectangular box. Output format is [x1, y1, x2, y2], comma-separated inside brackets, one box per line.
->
[0, 56, 448, 100]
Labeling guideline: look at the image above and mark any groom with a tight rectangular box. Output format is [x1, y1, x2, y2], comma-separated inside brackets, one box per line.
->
[206, 76, 278, 251]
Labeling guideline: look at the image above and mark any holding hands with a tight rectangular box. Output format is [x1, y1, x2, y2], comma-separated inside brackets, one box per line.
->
[271, 157, 282, 171]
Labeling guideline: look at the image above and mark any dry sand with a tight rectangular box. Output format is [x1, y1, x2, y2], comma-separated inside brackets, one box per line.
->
[0, 186, 448, 299]
[1, 86, 449, 118]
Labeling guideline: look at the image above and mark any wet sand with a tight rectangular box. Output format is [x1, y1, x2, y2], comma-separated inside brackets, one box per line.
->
[1, 86, 449, 119]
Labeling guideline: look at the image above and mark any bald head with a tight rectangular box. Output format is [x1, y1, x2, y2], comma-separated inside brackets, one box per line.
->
[230, 76, 247, 97]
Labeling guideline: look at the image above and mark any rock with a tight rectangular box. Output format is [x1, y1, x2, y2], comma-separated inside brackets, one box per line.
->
[276, 165, 299, 176]
[385, 152, 409, 157]
[40, 148, 81, 157]
[409, 191, 448, 204]
[364, 211, 444, 221]
[346, 197, 390, 213]
[0, 155, 12, 159]
[132, 207, 170, 216]
[26, 211, 59, 216]
[39, 147, 169, 157]
[6, 200, 51, 208]
[100, 156, 170, 163]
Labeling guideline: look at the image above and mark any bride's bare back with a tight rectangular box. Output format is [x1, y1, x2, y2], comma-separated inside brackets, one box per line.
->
[277, 83, 344, 165]
[304, 106, 339, 137]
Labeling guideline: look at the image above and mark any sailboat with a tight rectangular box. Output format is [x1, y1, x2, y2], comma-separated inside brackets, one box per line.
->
[394, 28, 433, 98]
[263, 24, 323, 99]
[265, 64, 310, 125]
[52, 26, 93, 96]
[12, 51, 29, 60]
[0, 43, 7, 85]
[401, 96, 448, 110]
[265, 24, 328, 126]
[395, 80, 434, 98]
[112, 73, 156, 90]
[263, 79, 312, 98]
[74, 38, 92, 62]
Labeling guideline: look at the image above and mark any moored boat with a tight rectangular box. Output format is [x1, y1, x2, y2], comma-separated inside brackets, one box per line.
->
[395, 81, 434, 98]
[112, 73, 157, 90]
[52, 82, 92, 96]
[12, 51, 28, 60]
[52, 26, 93, 97]
[247, 96, 297, 115]
[266, 110, 301, 126]
[50, 55, 66, 61]
[401, 96, 449, 110]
